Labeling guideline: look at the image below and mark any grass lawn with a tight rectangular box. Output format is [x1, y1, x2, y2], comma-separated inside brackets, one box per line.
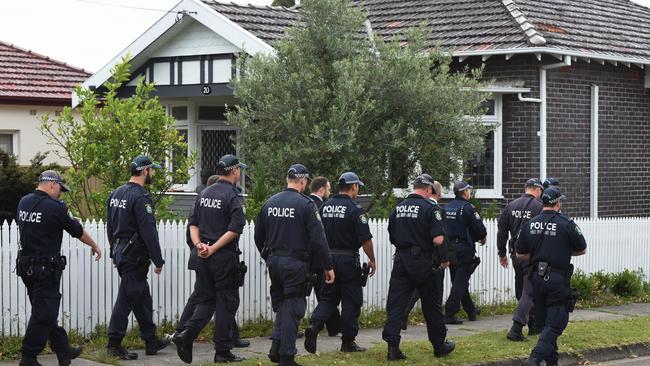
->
[219, 316, 650, 366]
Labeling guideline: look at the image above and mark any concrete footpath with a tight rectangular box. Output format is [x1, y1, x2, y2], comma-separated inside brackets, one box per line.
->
[2, 303, 650, 366]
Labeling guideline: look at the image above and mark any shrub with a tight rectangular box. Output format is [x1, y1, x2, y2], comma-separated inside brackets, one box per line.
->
[611, 269, 644, 298]
[571, 269, 595, 300]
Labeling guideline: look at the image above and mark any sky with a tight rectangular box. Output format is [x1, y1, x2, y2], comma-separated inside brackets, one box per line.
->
[1, 0, 649, 73]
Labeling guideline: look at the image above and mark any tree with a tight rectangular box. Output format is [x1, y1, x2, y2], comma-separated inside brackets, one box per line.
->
[0, 152, 61, 222]
[227, 0, 490, 208]
[272, 0, 295, 7]
[40, 57, 194, 220]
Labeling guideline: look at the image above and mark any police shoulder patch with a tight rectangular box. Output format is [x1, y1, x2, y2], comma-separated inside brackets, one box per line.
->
[315, 211, 322, 221]
[68, 210, 75, 220]
[474, 212, 481, 220]
[435, 210, 442, 221]
[360, 214, 368, 225]
[145, 203, 153, 214]
[575, 224, 582, 235]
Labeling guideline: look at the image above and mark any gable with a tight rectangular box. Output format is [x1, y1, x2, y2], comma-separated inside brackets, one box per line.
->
[150, 18, 240, 58]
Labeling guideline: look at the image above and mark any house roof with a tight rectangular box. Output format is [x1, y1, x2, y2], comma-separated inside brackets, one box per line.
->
[0, 41, 90, 104]
[207, 0, 650, 64]
[201, 1, 298, 44]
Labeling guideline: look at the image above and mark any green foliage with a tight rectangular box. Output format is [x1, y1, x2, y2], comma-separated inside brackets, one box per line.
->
[571, 269, 596, 300]
[245, 164, 273, 221]
[0, 151, 61, 222]
[272, 0, 295, 6]
[40, 56, 194, 220]
[571, 269, 648, 300]
[228, 0, 490, 202]
[611, 269, 644, 298]
[366, 192, 399, 219]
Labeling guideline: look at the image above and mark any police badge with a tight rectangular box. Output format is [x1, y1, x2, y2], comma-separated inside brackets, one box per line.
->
[145, 204, 153, 214]
[475, 212, 481, 220]
[360, 214, 368, 224]
[435, 211, 442, 221]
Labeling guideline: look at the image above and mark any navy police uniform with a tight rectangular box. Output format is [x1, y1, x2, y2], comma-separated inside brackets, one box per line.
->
[517, 188, 586, 366]
[254, 164, 332, 365]
[444, 182, 487, 322]
[106, 157, 165, 357]
[16, 172, 83, 363]
[182, 178, 246, 355]
[308, 188, 372, 349]
[382, 175, 451, 358]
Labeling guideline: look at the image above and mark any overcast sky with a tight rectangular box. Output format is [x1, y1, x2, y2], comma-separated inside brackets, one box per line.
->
[1, 0, 649, 73]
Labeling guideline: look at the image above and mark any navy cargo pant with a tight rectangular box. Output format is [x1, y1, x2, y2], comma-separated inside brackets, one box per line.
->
[108, 245, 157, 344]
[403, 270, 445, 324]
[529, 272, 570, 365]
[382, 249, 446, 350]
[310, 255, 362, 341]
[267, 255, 308, 357]
[21, 273, 69, 359]
[182, 250, 239, 352]
[445, 263, 477, 317]
[313, 269, 341, 334]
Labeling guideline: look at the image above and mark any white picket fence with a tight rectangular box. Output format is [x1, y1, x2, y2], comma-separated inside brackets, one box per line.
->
[1, 217, 649, 336]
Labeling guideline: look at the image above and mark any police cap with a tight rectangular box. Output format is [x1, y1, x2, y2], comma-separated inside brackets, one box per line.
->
[131, 155, 161, 171]
[39, 170, 70, 192]
[287, 164, 311, 180]
[338, 172, 364, 186]
[453, 181, 472, 194]
[413, 174, 435, 187]
[543, 177, 560, 189]
[217, 154, 247, 175]
[526, 178, 544, 189]
[541, 187, 566, 204]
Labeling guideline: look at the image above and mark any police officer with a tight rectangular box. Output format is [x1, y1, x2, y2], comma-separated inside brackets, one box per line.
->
[382, 174, 454, 361]
[402, 180, 450, 330]
[16, 170, 102, 366]
[106, 156, 168, 360]
[497, 178, 544, 340]
[304, 172, 376, 354]
[254, 164, 334, 366]
[516, 187, 586, 366]
[308, 176, 341, 337]
[444, 181, 487, 324]
[173, 154, 248, 364]
[174, 174, 249, 349]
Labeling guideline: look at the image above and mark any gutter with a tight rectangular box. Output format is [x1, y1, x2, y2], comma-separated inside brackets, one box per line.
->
[517, 55, 571, 181]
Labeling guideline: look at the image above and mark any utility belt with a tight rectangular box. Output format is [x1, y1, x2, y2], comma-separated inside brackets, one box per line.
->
[235, 261, 247, 287]
[396, 246, 434, 257]
[533, 262, 578, 312]
[270, 248, 309, 262]
[16, 251, 66, 280]
[329, 249, 359, 257]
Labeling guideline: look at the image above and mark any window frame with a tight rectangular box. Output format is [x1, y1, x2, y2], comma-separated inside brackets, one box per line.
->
[0, 130, 19, 156]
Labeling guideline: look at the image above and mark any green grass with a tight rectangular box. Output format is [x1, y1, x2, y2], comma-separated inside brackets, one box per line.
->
[226, 316, 650, 366]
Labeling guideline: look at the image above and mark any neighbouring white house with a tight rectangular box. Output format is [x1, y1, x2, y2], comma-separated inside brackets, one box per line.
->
[0, 40, 90, 166]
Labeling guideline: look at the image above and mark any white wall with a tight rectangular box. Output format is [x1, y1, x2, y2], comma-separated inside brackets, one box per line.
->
[0, 104, 73, 166]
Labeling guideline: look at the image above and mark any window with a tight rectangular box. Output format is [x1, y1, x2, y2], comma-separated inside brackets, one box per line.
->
[170, 128, 189, 184]
[198, 106, 226, 121]
[171, 106, 188, 121]
[459, 95, 503, 198]
[0, 133, 14, 154]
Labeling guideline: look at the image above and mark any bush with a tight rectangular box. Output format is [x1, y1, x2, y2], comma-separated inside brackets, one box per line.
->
[571, 269, 595, 300]
[611, 269, 644, 298]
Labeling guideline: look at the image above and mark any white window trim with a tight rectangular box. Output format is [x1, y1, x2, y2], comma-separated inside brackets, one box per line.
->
[443, 94, 503, 199]
[165, 103, 194, 192]
[0, 130, 19, 157]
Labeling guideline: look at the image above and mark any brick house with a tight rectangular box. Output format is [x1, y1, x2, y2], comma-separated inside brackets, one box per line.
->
[0, 41, 90, 166]
[81, 0, 650, 217]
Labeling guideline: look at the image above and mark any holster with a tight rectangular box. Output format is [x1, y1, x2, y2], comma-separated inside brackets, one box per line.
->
[360, 263, 370, 287]
[261, 246, 269, 260]
[302, 272, 318, 297]
[568, 287, 579, 312]
[15, 250, 31, 277]
[235, 261, 247, 287]
[469, 256, 481, 274]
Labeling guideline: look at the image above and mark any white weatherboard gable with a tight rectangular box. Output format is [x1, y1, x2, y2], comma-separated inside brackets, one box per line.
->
[151, 18, 239, 58]
[75, 0, 274, 106]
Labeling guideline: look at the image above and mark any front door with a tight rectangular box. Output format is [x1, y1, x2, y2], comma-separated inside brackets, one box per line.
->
[198, 126, 237, 186]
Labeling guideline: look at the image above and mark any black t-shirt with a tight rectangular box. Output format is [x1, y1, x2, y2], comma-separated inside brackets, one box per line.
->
[17, 190, 83, 258]
[515, 210, 587, 270]
[320, 194, 372, 251]
[188, 180, 246, 252]
[106, 182, 164, 267]
[388, 193, 445, 251]
[497, 193, 543, 257]
[254, 188, 332, 270]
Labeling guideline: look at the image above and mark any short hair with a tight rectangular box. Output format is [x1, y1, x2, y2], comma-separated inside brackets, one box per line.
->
[206, 175, 220, 186]
[413, 182, 433, 191]
[338, 182, 355, 192]
[130, 166, 142, 177]
[432, 181, 443, 196]
[287, 177, 304, 184]
[310, 176, 329, 193]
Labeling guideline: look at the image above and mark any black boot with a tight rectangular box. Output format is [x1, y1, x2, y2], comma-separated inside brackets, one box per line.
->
[523, 357, 541, 366]
[18, 357, 42, 366]
[172, 329, 194, 364]
[444, 315, 463, 325]
[145, 337, 170, 355]
[214, 350, 245, 363]
[268, 340, 280, 363]
[106, 339, 138, 360]
[507, 322, 528, 342]
[528, 324, 542, 336]
[279, 355, 302, 366]
[434, 340, 455, 358]
[303, 325, 320, 354]
[387, 345, 407, 361]
[468, 307, 481, 321]
[233, 338, 250, 348]
[56, 345, 82, 366]
[340, 338, 366, 352]
[326, 312, 341, 336]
